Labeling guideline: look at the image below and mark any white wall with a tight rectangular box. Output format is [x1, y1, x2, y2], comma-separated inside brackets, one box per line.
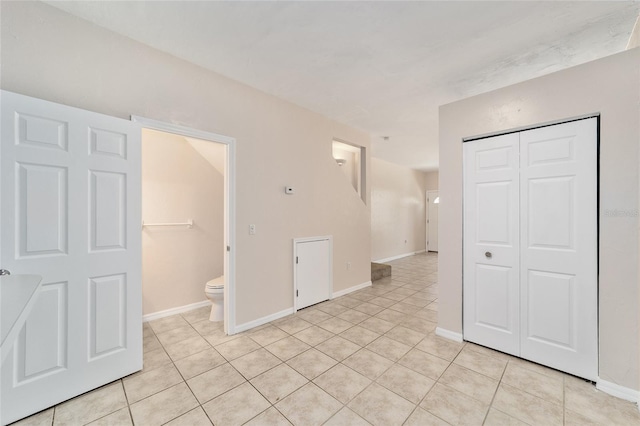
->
[371, 157, 427, 261]
[1, 1, 371, 327]
[424, 171, 439, 191]
[142, 129, 224, 315]
[439, 48, 640, 390]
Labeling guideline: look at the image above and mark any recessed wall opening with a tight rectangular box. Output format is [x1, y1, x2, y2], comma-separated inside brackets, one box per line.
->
[332, 139, 366, 204]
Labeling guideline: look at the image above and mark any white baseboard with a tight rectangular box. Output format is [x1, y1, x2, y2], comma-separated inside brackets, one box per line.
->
[234, 307, 295, 334]
[332, 281, 372, 298]
[597, 378, 640, 403]
[374, 250, 426, 263]
[143, 300, 211, 322]
[435, 327, 464, 343]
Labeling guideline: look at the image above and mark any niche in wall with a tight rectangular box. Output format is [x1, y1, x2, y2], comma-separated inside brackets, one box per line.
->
[332, 139, 366, 203]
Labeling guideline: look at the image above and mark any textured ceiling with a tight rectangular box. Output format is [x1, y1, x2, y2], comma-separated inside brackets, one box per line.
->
[47, 1, 639, 171]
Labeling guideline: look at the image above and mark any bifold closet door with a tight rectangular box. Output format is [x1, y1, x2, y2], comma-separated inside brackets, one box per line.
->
[519, 118, 597, 380]
[463, 133, 520, 356]
[463, 117, 598, 381]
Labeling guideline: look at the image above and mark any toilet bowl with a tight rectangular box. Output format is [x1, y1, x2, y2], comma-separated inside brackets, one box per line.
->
[204, 276, 225, 322]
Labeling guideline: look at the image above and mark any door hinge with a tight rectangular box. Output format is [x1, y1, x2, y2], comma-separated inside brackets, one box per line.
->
[296, 256, 299, 264]
[227, 245, 230, 252]
[296, 289, 299, 297]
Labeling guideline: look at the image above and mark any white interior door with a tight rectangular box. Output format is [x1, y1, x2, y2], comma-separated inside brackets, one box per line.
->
[294, 237, 332, 310]
[463, 118, 598, 380]
[427, 190, 439, 252]
[463, 133, 520, 356]
[519, 118, 598, 380]
[1, 91, 142, 424]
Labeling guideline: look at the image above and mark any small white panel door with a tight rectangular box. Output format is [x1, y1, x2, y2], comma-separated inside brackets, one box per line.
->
[427, 191, 439, 252]
[1, 91, 142, 424]
[463, 133, 520, 356]
[519, 118, 597, 380]
[295, 238, 331, 310]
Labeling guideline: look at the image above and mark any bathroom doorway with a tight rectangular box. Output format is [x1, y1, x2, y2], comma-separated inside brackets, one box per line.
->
[133, 117, 236, 334]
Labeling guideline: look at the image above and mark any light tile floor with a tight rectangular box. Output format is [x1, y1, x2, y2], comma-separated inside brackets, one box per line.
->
[14, 253, 640, 425]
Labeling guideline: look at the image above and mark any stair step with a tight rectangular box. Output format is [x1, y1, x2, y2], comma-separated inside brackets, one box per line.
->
[371, 262, 392, 281]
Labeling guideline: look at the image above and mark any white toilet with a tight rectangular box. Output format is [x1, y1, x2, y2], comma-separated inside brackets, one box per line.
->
[204, 276, 225, 322]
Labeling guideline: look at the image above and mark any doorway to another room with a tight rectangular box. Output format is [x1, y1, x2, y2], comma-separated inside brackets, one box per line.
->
[426, 190, 439, 252]
[134, 117, 236, 334]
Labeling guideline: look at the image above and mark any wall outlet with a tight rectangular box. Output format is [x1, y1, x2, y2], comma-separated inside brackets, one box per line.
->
[346, 261, 351, 270]
[249, 224, 256, 235]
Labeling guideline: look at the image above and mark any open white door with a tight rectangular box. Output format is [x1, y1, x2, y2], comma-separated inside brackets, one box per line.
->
[426, 190, 439, 252]
[1, 91, 142, 424]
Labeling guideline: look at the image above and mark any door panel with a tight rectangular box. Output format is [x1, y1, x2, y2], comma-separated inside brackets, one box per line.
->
[520, 118, 597, 380]
[1, 91, 142, 424]
[17, 281, 68, 381]
[295, 238, 331, 310]
[526, 270, 576, 349]
[475, 264, 513, 332]
[463, 133, 520, 356]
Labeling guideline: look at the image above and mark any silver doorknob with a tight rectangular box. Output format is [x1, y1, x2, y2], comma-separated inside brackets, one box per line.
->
[485, 252, 492, 259]
[0, 269, 11, 276]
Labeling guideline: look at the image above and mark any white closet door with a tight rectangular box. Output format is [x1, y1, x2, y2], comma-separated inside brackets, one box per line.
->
[519, 118, 598, 380]
[1, 91, 142, 424]
[463, 133, 520, 356]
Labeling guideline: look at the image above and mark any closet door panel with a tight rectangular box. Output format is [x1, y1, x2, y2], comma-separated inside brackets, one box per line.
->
[519, 118, 598, 380]
[463, 133, 520, 356]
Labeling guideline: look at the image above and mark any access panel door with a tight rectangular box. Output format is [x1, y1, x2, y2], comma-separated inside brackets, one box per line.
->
[463, 133, 520, 356]
[295, 238, 332, 310]
[0, 91, 142, 424]
[519, 118, 598, 380]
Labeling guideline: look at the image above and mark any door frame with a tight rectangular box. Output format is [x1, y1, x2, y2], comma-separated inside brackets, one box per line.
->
[293, 236, 333, 312]
[131, 116, 237, 335]
[426, 190, 439, 252]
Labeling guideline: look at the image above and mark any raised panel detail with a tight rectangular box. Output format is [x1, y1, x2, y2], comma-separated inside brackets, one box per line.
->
[476, 146, 512, 171]
[89, 274, 126, 359]
[476, 182, 511, 245]
[16, 113, 68, 151]
[15, 282, 68, 383]
[526, 270, 575, 349]
[17, 163, 68, 258]
[89, 128, 127, 159]
[90, 171, 126, 251]
[529, 177, 574, 249]
[528, 136, 574, 166]
[475, 265, 511, 332]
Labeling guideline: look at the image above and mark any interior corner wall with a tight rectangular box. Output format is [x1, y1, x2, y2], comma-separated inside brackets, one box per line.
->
[0, 1, 371, 327]
[424, 171, 439, 191]
[439, 48, 640, 391]
[371, 157, 427, 261]
[142, 129, 224, 315]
